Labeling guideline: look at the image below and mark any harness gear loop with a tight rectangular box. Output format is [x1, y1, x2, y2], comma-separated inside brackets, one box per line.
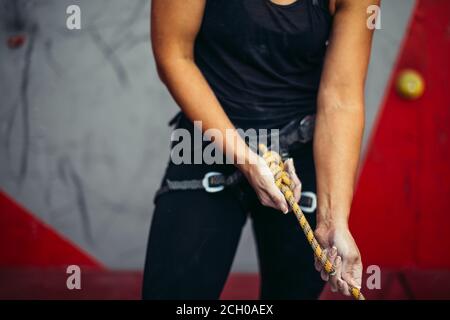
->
[259, 144, 365, 301]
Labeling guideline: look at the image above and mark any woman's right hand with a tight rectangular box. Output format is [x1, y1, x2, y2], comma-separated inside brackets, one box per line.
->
[239, 155, 301, 214]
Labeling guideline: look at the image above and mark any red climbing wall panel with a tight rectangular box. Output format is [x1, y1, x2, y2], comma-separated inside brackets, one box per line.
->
[350, 0, 450, 268]
[0, 190, 102, 268]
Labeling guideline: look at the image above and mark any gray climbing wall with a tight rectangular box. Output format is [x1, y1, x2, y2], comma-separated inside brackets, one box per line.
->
[0, 0, 416, 271]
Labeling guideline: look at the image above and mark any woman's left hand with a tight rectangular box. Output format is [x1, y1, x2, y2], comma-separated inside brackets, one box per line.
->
[313, 223, 363, 296]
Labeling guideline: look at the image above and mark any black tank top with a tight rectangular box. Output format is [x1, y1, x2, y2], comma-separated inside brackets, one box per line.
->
[194, 0, 332, 130]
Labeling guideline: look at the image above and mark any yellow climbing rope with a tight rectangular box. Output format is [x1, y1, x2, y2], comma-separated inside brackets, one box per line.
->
[259, 144, 365, 300]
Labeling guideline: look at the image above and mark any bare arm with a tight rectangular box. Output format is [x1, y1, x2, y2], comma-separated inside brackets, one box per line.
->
[313, 0, 379, 295]
[151, 0, 295, 213]
[152, 0, 243, 162]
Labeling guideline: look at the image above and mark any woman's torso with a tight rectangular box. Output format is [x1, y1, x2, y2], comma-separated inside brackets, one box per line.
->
[194, 0, 332, 130]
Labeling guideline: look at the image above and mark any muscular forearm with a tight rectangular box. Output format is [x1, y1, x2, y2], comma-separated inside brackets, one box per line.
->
[314, 92, 364, 228]
[156, 58, 258, 167]
[309, 0, 377, 294]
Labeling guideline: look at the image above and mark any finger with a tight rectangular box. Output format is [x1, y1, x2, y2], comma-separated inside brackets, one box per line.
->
[321, 268, 329, 282]
[329, 254, 341, 293]
[294, 180, 301, 204]
[320, 248, 329, 281]
[265, 192, 287, 213]
[258, 195, 273, 209]
[326, 246, 337, 281]
[339, 260, 353, 296]
[260, 195, 282, 212]
[269, 186, 289, 214]
[284, 158, 296, 179]
[314, 256, 322, 272]
[321, 247, 336, 282]
[285, 159, 302, 203]
[337, 279, 351, 296]
[342, 259, 363, 291]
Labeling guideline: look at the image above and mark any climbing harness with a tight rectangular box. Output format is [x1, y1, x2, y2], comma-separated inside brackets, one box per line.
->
[259, 144, 365, 300]
[155, 168, 317, 213]
[247, 114, 316, 158]
[155, 113, 316, 203]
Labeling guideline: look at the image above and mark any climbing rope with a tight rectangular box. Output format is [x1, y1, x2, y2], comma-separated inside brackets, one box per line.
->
[259, 144, 365, 300]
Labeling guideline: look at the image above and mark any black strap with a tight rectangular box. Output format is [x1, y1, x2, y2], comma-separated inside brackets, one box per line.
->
[207, 171, 242, 187]
[155, 113, 316, 202]
[154, 171, 243, 202]
[155, 170, 316, 212]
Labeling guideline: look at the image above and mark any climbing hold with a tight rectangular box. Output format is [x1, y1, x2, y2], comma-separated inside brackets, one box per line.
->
[7, 34, 26, 49]
[396, 69, 425, 100]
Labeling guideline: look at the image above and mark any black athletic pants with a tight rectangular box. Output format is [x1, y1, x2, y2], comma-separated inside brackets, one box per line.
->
[142, 140, 323, 300]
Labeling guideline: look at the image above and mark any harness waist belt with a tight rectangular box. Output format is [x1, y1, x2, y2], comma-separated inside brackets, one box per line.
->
[155, 114, 317, 211]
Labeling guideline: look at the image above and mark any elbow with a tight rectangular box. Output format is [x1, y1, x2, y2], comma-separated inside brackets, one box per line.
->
[153, 52, 195, 86]
[317, 85, 365, 116]
[153, 53, 173, 85]
[317, 85, 366, 131]
[155, 62, 169, 85]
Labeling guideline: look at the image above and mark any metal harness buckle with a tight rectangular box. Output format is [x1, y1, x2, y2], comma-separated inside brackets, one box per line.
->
[202, 172, 225, 193]
[300, 191, 317, 213]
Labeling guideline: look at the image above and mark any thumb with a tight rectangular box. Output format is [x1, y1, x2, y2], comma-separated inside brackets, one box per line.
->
[284, 158, 302, 203]
[342, 259, 362, 289]
[271, 187, 289, 214]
